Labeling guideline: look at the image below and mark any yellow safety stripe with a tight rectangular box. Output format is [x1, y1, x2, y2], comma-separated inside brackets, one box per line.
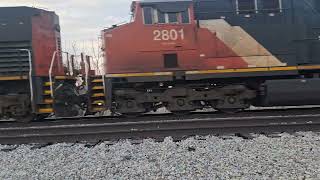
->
[0, 76, 77, 81]
[0, 76, 28, 81]
[186, 66, 299, 75]
[106, 72, 173, 78]
[105, 66, 312, 78]
[298, 65, 320, 70]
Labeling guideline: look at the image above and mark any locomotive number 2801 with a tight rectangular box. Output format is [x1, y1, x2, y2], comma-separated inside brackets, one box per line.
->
[153, 29, 184, 41]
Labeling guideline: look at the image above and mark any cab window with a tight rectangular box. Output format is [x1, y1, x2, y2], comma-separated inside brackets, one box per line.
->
[168, 13, 178, 23]
[181, 10, 190, 23]
[158, 10, 166, 23]
[143, 7, 190, 24]
[143, 7, 153, 24]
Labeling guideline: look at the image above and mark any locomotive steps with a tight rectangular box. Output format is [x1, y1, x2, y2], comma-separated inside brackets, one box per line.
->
[1, 108, 320, 145]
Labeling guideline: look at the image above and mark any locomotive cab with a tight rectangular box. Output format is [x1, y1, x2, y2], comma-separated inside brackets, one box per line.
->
[133, 0, 197, 69]
[103, 0, 200, 74]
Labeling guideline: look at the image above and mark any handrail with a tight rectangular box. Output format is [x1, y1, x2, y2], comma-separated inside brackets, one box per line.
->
[85, 56, 90, 91]
[49, 51, 58, 98]
[19, 49, 34, 111]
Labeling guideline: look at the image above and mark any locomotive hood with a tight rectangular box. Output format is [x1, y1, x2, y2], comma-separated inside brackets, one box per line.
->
[0, 6, 59, 42]
[0, 6, 56, 18]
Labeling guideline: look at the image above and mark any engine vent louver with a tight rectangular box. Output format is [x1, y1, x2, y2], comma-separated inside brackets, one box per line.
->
[0, 41, 31, 76]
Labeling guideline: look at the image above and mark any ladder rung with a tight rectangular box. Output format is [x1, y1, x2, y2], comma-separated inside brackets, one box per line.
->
[38, 108, 53, 114]
[44, 82, 54, 86]
[92, 100, 105, 105]
[92, 107, 106, 112]
[55, 76, 75, 80]
[92, 93, 105, 98]
[92, 86, 104, 90]
[44, 99, 54, 104]
[92, 79, 103, 83]
[44, 90, 52, 95]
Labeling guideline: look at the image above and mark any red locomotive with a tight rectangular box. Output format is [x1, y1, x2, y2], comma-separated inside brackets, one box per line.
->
[0, 7, 83, 121]
[103, 1, 285, 74]
[91, 0, 320, 115]
[3, 0, 320, 121]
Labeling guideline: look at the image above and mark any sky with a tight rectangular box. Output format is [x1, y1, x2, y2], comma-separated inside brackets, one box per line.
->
[0, 0, 134, 54]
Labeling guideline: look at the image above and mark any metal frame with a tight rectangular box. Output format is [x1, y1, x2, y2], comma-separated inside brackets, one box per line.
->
[85, 56, 90, 91]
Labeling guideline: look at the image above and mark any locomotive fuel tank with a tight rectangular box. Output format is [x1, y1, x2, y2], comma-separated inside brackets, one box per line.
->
[263, 79, 320, 106]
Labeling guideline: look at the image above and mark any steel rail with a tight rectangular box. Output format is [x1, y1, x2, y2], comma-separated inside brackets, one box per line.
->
[1, 106, 320, 128]
[0, 112, 320, 145]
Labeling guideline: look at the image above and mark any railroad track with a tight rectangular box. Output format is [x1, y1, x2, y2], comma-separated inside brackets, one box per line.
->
[1, 107, 320, 145]
[1, 106, 320, 126]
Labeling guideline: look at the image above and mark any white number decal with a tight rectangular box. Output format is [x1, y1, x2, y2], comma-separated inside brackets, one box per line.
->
[153, 29, 184, 41]
[162, 30, 170, 40]
[153, 30, 161, 41]
[178, 29, 184, 40]
[170, 30, 178, 40]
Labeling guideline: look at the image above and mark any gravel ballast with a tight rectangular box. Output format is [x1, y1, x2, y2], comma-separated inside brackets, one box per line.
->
[1, 132, 320, 179]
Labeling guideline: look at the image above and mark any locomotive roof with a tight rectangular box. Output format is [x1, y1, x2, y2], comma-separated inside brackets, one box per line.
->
[0, 6, 56, 18]
[136, 0, 192, 13]
[139, 0, 192, 3]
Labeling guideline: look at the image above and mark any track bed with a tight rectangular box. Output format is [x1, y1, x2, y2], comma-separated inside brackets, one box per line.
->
[1, 107, 320, 145]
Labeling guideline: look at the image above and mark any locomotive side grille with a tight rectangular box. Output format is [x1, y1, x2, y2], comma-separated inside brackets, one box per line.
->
[0, 41, 32, 76]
